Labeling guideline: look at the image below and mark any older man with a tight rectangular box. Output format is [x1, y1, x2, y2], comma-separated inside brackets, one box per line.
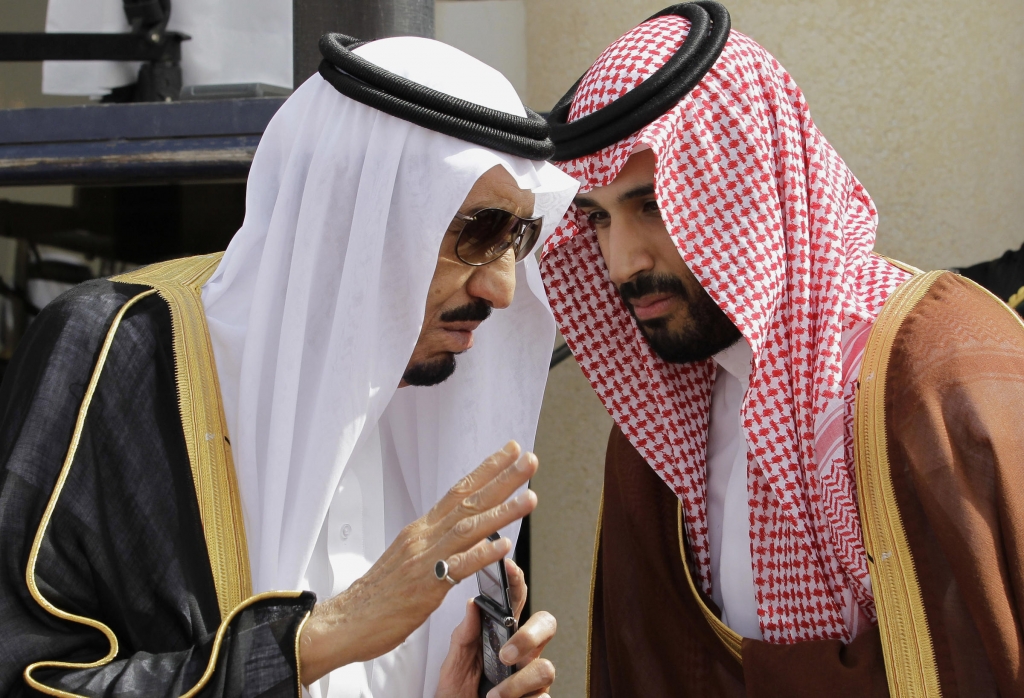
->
[541, 3, 1024, 696]
[0, 35, 575, 697]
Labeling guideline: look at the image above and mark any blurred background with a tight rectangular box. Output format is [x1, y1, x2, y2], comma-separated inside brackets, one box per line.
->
[1, 0, 1022, 694]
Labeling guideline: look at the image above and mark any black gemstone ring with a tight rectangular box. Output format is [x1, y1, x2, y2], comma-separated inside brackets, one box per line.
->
[434, 559, 458, 585]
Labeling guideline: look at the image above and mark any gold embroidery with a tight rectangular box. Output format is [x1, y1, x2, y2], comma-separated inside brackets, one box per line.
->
[585, 491, 605, 698]
[29, 587, 308, 698]
[586, 484, 744, 688]
[1005, 285, 1024, 311]
[23, 267, 304, 697]
[296, 610, 312, 693]
[855, 269, 945, 698]
[112, 254, 252, 618]
[876, 253, 924, 276]
[676, 503, 743, 662]
[23, 289, 155, 697]
[179, 591, 306, 698]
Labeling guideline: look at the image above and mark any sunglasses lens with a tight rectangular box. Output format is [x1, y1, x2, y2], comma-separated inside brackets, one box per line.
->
[456, 209, 517, 264]
[514, 219, 543, 262]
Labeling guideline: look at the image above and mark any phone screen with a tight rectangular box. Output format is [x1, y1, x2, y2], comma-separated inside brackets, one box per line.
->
[476, 558, 507, 608]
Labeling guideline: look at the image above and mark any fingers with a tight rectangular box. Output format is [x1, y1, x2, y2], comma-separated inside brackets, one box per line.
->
[487, 657, 555, 698]
[446, 535, 513, 582]
[452, 452, 537, 522]
[487, 616, 557, 698]
[436, 451, 538, 553]
[499, 611, 556, 669]
[505, 558, 527, 621]
[437, 488, 537, 560]
[426, 441, 522, 524]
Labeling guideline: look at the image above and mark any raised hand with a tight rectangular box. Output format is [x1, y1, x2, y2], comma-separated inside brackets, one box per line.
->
[299, 441, 538, 684]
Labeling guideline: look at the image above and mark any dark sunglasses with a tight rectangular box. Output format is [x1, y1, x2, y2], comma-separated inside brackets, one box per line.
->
[451, 208, 544, 266]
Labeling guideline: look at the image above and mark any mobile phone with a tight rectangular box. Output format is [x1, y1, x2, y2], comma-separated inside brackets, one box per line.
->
[474, 532, 517, 697]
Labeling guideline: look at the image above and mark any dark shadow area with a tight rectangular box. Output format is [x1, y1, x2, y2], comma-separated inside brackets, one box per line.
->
[0, 181, 246, 381]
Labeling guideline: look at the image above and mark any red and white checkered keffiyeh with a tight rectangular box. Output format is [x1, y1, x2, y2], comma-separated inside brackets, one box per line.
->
[540, 15, 912, 643]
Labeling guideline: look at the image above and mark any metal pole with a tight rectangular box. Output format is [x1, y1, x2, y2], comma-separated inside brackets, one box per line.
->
[293, 0, 434, 89]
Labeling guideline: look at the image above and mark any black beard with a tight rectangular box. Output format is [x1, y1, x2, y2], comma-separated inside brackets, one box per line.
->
[401, 300, 491, 387]
[619, 272, 742, 364]
[402, 354, 457, 387]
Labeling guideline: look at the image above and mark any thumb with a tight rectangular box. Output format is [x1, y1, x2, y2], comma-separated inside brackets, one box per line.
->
[450, 599, 481, 649]
[436, 600, 484, 698]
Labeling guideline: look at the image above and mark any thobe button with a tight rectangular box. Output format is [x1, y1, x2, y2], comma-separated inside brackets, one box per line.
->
[341, 523, 352, 540]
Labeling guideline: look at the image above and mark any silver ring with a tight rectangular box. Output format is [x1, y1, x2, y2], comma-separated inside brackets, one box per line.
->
[434, 560, 457, 586]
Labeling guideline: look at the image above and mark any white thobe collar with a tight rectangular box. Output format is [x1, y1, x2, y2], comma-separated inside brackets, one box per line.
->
[713, 338, 752, 385]
[705, 336, 763, 639]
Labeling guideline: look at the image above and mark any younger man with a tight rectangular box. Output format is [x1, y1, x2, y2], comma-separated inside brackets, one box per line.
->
[542, 4, 1024, 696]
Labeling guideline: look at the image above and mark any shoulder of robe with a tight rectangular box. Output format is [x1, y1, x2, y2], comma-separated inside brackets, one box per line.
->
[6, 277, 173, 401]
[887, 271, 1024, 387]
[22, 277, 164, 357]
[0, 278, 171, 488]
[859, 272, 1024, 698]
[2, 276, 170, 406]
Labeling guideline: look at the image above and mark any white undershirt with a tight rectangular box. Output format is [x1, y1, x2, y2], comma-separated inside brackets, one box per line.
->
[705, 339, 763, 640]
[302, 422, 430, 697]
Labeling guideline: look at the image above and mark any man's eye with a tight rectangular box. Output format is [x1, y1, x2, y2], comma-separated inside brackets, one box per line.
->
[586, 210, 609, 227]
[642, 199, 661, 214]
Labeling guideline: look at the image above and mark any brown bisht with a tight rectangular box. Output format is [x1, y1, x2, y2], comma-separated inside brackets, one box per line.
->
[0, 255, 315, 698]
[589, 271, 1024, 698]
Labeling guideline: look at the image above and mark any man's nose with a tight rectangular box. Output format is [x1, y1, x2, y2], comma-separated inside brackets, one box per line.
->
[604, 223, 655, 287]
[467, 250, 517, 309]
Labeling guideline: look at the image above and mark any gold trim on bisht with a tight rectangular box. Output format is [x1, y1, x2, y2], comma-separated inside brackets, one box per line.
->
[180, 591, 307, 698]
[1005, 284, 1024, 311]
[855, 267, 945, 698]
[113, 254, 252, 618]
[24, 290, 156, 697]
[295, 610, 313, 693]
[586, 492, 745, 686]
[876, 253, 924, 276]
[24, 270, 302, 696]
[585, 491, 605, 698]
[677, 503, 743, 662]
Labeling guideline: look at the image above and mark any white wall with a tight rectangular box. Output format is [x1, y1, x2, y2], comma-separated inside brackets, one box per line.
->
[435, 0, 528, 101]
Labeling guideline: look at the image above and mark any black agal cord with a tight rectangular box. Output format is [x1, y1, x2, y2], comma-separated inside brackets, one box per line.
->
[547, 2, 731, 162]
[318, 33, 555, 160]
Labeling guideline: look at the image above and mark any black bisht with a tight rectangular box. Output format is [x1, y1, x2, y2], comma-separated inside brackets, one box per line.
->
[0, 278, 314, 697]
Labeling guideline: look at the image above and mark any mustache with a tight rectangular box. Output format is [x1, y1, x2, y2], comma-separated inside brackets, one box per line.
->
[618, 273, 688, 305]
[439, 299, 492, 323]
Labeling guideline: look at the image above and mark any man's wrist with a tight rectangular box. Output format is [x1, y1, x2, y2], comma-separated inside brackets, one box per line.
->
[298, 593, 358, 685]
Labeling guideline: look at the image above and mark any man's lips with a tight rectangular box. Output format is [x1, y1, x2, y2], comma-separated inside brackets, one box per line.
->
[628, 293, 678, 321]
[440, 321, 482, 351]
